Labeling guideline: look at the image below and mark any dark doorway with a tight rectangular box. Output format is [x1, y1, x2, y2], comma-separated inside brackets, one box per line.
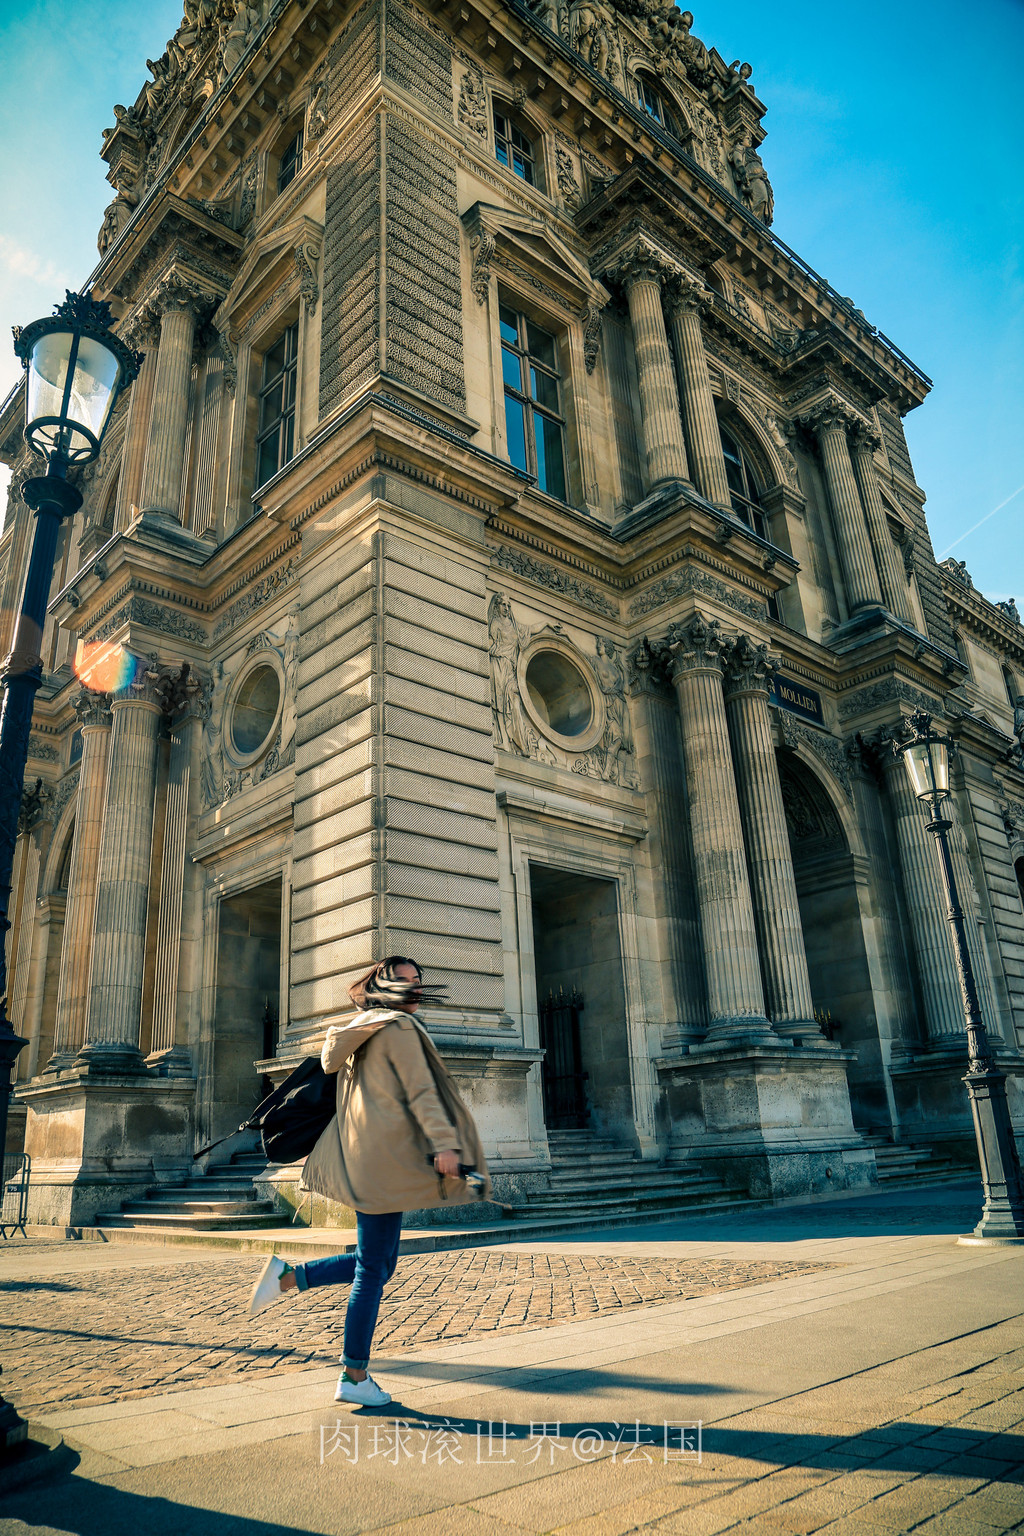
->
[530, 864, 630, 1138]
[212, 877, 282, 1145]
[538, 986, 587, 1128]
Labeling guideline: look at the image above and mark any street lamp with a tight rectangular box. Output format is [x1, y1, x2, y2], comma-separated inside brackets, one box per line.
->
[0, 292, 142, 1160]
[894, 709, 1024, 1242]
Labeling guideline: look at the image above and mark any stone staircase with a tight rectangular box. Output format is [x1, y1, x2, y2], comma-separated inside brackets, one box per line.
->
[95, 1149, 281, 1232]
[871, 1140, 964, 1187]
[501, 1128, 740, 1224]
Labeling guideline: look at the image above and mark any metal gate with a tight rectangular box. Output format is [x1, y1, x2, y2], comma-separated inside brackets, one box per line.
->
[1, 1154, 30, 1238]
[539, 987, 588, 1129]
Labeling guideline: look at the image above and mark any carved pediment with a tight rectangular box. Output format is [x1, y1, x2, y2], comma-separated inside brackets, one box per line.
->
[462, 202, 610, 314]
[217, 214, 324, 337]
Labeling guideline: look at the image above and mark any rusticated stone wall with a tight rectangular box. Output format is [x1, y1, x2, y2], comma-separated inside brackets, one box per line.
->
[319, 116, 382, 416]
[384, 117, 465, 413]
[290, 522, 502, 1023]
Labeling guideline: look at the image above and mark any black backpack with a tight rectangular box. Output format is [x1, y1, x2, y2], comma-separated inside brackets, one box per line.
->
[193, 1055, 337, 1164]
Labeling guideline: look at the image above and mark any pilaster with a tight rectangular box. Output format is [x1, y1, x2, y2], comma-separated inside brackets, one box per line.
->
[138, 276, 209, 521]
[148, 668, 207, 1075]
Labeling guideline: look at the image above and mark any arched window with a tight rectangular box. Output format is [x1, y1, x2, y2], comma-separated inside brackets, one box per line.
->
[1002, 665, 1020, 710]
[719, 425, 768, 540]
[1016, 856, 1024, 916]
[635, 73, 677, 133]
[494, 105, 539, 187]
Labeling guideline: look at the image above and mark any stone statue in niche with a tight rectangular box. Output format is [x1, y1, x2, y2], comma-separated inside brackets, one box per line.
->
[729, 134, 774, 225]
[594, 636, 640, 788]
[488, 593, 533, 755]
[306, 79, 328, 140]
[199, 659, 224, 809]
[279, 614, 299, 768]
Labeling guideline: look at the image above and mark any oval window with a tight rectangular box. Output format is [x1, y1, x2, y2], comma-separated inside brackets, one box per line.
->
[525, 651, 592, 738]
[231, 664, 281, 755]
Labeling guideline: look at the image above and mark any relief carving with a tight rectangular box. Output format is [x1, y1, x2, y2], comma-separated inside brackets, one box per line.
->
[457, 67, 488, 138]
[594, 636, 640, 788]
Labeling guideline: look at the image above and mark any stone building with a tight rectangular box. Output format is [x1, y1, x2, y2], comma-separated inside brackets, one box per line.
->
[2, 0, 1023, 1228]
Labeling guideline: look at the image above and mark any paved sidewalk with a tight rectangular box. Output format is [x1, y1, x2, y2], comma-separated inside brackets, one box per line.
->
[0, 1182, 1021, 1536]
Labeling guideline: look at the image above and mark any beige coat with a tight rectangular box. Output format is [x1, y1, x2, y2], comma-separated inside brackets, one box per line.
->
[299, 1009, 492, 1214]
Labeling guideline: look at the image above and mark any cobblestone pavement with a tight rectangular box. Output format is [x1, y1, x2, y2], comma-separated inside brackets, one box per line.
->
[0, 1245, 832, 1414]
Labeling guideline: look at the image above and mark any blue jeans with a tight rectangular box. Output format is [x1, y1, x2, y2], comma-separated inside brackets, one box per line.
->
[294, 1210, 403, 1370]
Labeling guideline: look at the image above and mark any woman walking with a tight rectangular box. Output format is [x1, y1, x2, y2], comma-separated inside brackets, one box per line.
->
[248, 956, 491, 1407]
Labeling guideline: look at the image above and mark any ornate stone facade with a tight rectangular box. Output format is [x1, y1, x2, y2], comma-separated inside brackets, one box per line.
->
[3, 0, 1023, 1225]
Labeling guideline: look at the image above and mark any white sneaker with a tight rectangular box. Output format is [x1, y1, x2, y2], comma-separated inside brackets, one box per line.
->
[334, 1372, 392, 1407]
[250, 1254, 290, 1316]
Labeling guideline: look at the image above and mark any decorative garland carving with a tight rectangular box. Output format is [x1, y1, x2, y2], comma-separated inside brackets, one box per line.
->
[627, 565, 767, 622]
[491, 544, 617, 617]
[212, 560, 298, 640]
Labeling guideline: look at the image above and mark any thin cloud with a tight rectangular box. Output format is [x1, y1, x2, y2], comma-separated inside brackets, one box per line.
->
[0, 235, 73, 293]
[939, 483, 1024, 558]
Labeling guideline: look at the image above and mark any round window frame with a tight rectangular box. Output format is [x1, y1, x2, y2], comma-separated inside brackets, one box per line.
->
[517, 636, 605, 753]
[224, 654, 286, 769]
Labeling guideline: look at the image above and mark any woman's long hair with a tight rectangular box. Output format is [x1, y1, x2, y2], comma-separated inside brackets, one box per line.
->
[348, 955, 446, 1010]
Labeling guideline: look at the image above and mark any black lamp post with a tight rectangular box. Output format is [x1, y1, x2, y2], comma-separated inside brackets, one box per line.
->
[894, 709, 1024, 1242]
[0, 292, 142, 1164]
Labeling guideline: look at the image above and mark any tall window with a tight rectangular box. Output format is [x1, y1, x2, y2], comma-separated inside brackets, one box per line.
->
[494, 108, 537, 186]
[277, 128, 303, 193]
[635, 75, 680, 138]
[256, 321, 298, 489]
[720, 425, 768, 540]
[500, 303, 567, 501]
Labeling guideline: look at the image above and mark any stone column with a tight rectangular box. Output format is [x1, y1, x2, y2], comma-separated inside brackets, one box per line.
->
[664, 616, 774, 1042]
[664, 274, 732, 510]
[722, 637, 820, 1041]
[801, 397, 883, 615]
[112, 312, 159, 532]
[149, 669, 206, 1074]
[629, 640, 708, 1046]
[138, 277, 204, 520]
[49, 691, 113, 1066]
[611, 238, 690, 489]
[849, 424, 914, 622]
[78, 661, 166, 1071]
[879, 738, 964, 1043]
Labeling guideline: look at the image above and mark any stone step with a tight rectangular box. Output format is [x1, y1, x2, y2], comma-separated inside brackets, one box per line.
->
[545, 1171, 716, 1195]
[151, 1181, 265, 1197]
[504, 1188, 734, 1220]
[95, 1208, 283, 1231]
[120, 1198, 277, 1218]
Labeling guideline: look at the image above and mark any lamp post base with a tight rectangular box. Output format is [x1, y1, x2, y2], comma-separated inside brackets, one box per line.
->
[957, 1234, 1024, 1247]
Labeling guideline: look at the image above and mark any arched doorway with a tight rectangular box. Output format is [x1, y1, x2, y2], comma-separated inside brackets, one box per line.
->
[778, 752, 891, 1133]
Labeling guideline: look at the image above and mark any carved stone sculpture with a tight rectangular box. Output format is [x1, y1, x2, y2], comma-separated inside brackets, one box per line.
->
[594, 637, 640, 788]
[488, 594, 532, 755]
[457, 69, 488, 138]
[729, 135, 774, 225]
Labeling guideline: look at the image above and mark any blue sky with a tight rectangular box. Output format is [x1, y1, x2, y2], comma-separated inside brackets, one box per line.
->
[1, 0, 1021, 606]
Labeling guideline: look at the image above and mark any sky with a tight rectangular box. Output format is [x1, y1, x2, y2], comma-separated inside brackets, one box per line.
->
[0, 0, 1021, 606]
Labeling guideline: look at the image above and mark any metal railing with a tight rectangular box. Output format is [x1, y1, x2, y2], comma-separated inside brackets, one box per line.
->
[1, 1153, 29, 1238]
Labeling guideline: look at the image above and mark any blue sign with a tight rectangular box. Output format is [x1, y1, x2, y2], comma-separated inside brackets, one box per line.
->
[769, 672, 824, 726]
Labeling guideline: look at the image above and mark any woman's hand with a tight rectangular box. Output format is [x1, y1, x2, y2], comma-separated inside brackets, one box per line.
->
[433, 1150, 460, 1179]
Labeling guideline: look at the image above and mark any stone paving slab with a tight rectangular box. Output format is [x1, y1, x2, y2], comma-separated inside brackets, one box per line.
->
[0, 1243, 832, 1414]
[1, 1186, 1022, 1536]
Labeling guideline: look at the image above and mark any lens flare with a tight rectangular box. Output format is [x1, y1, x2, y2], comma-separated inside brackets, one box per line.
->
[73, 640, 138, 695]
